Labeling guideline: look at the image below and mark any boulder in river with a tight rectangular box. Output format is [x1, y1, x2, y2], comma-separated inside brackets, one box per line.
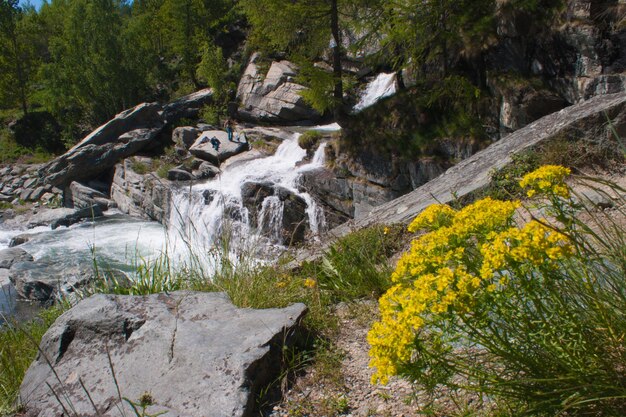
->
[20, 291, 308, 417]
[0, 247, 33, 269]
[9, 261, 95, 302]
[189, 130, 250, 166]
[2, 206, 103, 230]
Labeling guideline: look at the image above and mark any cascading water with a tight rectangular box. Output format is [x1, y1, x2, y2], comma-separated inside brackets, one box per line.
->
[167, 132, 327, 267]
[353, 72, 397, 113]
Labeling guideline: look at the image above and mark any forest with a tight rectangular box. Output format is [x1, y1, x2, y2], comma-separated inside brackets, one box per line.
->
[0, 0, 567, 159]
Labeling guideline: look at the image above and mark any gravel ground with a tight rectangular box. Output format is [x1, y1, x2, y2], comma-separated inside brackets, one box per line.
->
[268, 302, 482, 417]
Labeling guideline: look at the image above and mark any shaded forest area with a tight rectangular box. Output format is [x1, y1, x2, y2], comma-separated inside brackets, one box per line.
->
[1, 0, 623, 161]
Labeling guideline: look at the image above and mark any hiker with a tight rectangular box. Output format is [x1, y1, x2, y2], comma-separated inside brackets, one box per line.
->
[224, 118, 234, 142]
[210, 136, 220, 151]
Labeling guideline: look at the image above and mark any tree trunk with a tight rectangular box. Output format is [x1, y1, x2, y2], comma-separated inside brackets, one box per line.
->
[330, 0, 346, 123]
[9, 22, 27, 116]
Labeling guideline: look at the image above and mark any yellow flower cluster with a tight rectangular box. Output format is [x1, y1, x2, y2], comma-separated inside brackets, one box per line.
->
[368, 177, 574, 384]
[407, 204, 455, 233]
[480, 220, 573, 280]
[369, 198, 519, 384]
[519, 165, 571, 198]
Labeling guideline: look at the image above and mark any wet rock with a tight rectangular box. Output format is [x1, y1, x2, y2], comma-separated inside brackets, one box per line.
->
[237, 54, 321, 124]
[203, 189, 217, 205]
[242, 182, 309, 245]
[276, 187, 309, 245]
[65, 181, 111, 210]
[8, 234, 30, 247]
[9, 261, 95, 302]
[167, 168, 194, 182]
[0, 248, 33, 269]
[20, 292, 307, 417]
[3, 207, 100, 229]
[189, 130, 250, 165]
[50, 205, 104, 229]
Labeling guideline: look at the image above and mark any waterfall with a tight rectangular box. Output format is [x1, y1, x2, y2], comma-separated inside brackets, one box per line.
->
[167, 132, 327, 266]
[353, 72, 397, 113]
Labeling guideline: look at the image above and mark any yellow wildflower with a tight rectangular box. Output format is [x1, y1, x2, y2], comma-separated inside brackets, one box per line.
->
[519, 165, 571, 198]
[304, 278, 317, 288]
[408, 204, 456, 233]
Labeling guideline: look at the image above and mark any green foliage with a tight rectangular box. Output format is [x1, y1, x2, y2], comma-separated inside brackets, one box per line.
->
[130, 159, 150, 175]
[0, 127, 56, 164]
[0, 305, 66, 414]
[156, 162, 174, 179]
[196, 43, 227, 94]
[341, 75, 486, 158]
[295, 61, 339, 114]
[0, 1, 40, 115]
[298, 130, 323, 151]
[370, 169, 626, 415]
[301, 224, 406, 303]
[487, 152, 540, 200]
[199, 104, 221, 126]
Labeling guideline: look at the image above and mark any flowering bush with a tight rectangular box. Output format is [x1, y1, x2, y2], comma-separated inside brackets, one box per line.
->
[368, 165, 626, 415]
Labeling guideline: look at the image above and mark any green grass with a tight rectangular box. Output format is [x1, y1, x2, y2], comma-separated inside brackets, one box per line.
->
[0, 305, 67, 414]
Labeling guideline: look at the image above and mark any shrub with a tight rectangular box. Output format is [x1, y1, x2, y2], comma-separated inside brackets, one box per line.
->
[298, 131, 323, 151]
[301, 224, 407, 303]
[130, 159, 150, 175]
[368, 165, 626, 415]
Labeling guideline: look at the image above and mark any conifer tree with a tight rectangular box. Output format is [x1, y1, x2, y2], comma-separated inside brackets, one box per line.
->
[240, 0, 356, 120]
[0, 0, 35, 115]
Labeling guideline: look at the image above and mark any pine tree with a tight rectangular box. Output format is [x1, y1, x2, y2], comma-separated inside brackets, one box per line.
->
[0, 0, 36, 115]
[240, 0, 359, 121]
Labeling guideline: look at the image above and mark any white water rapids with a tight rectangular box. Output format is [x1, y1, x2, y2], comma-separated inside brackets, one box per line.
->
[0, 69, 398, 320]
[167, 132, 327, 266]
[353, 72, 397, 113]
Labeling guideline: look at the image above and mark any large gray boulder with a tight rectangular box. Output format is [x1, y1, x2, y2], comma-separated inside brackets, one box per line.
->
[20, 292, 307, 417]
[42, 123, 164, 187]
[110, 159, 171, 224]
[237, 54, 321, 124]
[189, 131, 250, 165]
[64, 181, 112, 210]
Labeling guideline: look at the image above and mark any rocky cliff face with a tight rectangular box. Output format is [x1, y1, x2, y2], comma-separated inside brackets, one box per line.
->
[237, 54, 321, 124]
[110, 158, 172, 224]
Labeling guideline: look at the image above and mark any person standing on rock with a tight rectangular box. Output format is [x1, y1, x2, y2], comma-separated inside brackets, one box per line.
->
[224, 119, 234, 142]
